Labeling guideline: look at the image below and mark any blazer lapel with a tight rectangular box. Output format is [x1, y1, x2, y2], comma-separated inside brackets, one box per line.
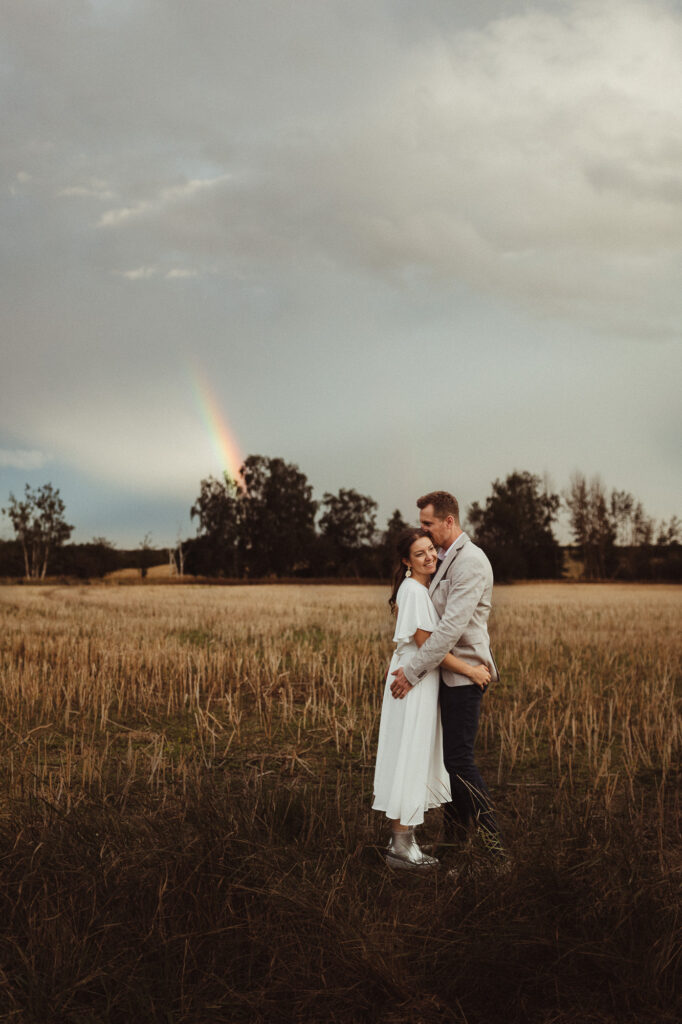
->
[429, 533, 469, 594]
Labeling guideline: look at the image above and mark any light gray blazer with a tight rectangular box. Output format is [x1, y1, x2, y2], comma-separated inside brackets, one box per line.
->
[402, 532, 499, 688]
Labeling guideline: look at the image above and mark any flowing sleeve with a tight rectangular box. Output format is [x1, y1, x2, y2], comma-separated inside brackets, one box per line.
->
[393, 581, 439, 642]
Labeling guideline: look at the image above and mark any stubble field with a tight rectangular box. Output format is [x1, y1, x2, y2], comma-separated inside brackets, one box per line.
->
[0, 582, 680, 1024]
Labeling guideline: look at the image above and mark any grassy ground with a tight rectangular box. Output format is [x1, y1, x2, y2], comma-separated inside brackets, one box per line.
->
[0, 583, 679, 1023]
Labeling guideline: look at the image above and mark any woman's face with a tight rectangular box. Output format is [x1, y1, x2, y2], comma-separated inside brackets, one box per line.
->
[405, 536, 438, 576]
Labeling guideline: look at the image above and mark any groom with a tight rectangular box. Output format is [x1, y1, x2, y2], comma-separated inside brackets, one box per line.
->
[390, 490, 503, 855]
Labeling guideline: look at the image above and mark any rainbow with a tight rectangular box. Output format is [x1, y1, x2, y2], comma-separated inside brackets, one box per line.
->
[191, 368, 245, 487]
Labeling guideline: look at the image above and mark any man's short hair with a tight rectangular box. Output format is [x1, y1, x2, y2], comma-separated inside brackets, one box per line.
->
[417, 490, 460, 522]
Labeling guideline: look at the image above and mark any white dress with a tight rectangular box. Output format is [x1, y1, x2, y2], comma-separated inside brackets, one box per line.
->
[372, 578, 451, 826]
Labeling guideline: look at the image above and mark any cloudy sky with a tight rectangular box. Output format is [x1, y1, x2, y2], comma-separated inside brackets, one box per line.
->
[2, 0, 680, 547]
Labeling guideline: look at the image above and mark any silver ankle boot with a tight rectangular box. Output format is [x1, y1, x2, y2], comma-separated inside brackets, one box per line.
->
[385, 827, 439, 870]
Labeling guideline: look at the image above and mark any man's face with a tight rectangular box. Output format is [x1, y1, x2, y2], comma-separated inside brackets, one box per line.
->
[419, 504, 451, 549]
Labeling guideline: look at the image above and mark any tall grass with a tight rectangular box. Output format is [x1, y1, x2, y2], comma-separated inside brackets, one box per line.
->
[0, 583, 679, 1023]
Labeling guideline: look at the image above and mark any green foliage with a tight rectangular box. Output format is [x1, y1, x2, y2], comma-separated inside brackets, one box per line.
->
[188, 457, 317, 577]
[564, 473, 617, 579]
[240, 455, 317, 577]
[0, 539, 24, 577]
[376, 508, 411, 578]
[563, 474, 673, 579]
[319, 488, 378, 550]
[318, 488, 378, 576]
[189, 473, 243, 575]
[185, 458, 679, 581]
[468, 471, 562, 579]
[50, 538, 120, 578]
[2, 483, 74, 579]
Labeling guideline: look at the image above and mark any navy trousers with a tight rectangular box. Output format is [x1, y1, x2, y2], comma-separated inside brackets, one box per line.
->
[439, 681, 500, 841]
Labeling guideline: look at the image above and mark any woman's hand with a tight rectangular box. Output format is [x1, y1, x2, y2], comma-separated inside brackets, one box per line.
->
[469, 662, 491, 690]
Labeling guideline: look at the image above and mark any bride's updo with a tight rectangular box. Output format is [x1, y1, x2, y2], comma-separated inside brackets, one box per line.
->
[388, 527, 431, 612]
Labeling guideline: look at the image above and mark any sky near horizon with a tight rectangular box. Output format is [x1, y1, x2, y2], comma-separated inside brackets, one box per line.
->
[2, 0, 680, 548]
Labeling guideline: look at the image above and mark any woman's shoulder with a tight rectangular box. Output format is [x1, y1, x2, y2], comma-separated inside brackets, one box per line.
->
[393, 577, 437, 640]
[397, 578, 430, 601]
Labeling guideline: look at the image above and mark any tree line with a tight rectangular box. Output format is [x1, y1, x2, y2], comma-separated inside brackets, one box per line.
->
[1, 458, 680, 581]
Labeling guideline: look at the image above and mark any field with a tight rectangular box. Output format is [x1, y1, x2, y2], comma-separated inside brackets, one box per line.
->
[0, 582, 680, 1023]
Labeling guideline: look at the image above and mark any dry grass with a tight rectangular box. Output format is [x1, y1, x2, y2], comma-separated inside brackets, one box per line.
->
[0, 583, 680, 1023]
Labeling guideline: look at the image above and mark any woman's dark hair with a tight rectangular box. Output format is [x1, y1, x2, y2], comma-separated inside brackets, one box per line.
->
[388, 527, 431, 612]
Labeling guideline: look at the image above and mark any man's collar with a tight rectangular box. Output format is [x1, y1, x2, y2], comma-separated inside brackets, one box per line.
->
[432, 533, 469, 587]
[437, 531, 468, 561]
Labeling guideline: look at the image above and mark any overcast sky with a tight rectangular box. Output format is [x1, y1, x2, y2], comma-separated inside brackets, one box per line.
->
[2, 0, 680, 548]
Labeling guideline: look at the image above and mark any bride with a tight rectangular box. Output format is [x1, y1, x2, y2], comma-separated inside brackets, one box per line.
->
[372, 528, 491, 869]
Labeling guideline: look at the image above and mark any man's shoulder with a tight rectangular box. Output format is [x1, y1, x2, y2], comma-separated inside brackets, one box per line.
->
[448, 537, 492, 576]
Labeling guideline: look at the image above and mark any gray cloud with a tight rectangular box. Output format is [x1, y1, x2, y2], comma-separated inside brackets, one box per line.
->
[0, 449, 47, 471]
[7, 1, 680, 321]
[45, 0, 680, 336]
[2, 0, 680, 539]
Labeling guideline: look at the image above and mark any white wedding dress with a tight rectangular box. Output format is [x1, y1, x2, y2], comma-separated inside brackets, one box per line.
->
[372, 577, 451, 826]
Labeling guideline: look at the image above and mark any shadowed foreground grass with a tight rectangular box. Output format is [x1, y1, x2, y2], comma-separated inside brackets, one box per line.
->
[0, 583, 679, 1023]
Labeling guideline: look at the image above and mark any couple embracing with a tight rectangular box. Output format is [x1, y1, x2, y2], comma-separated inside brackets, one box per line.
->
[372, 490, 505, 871]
